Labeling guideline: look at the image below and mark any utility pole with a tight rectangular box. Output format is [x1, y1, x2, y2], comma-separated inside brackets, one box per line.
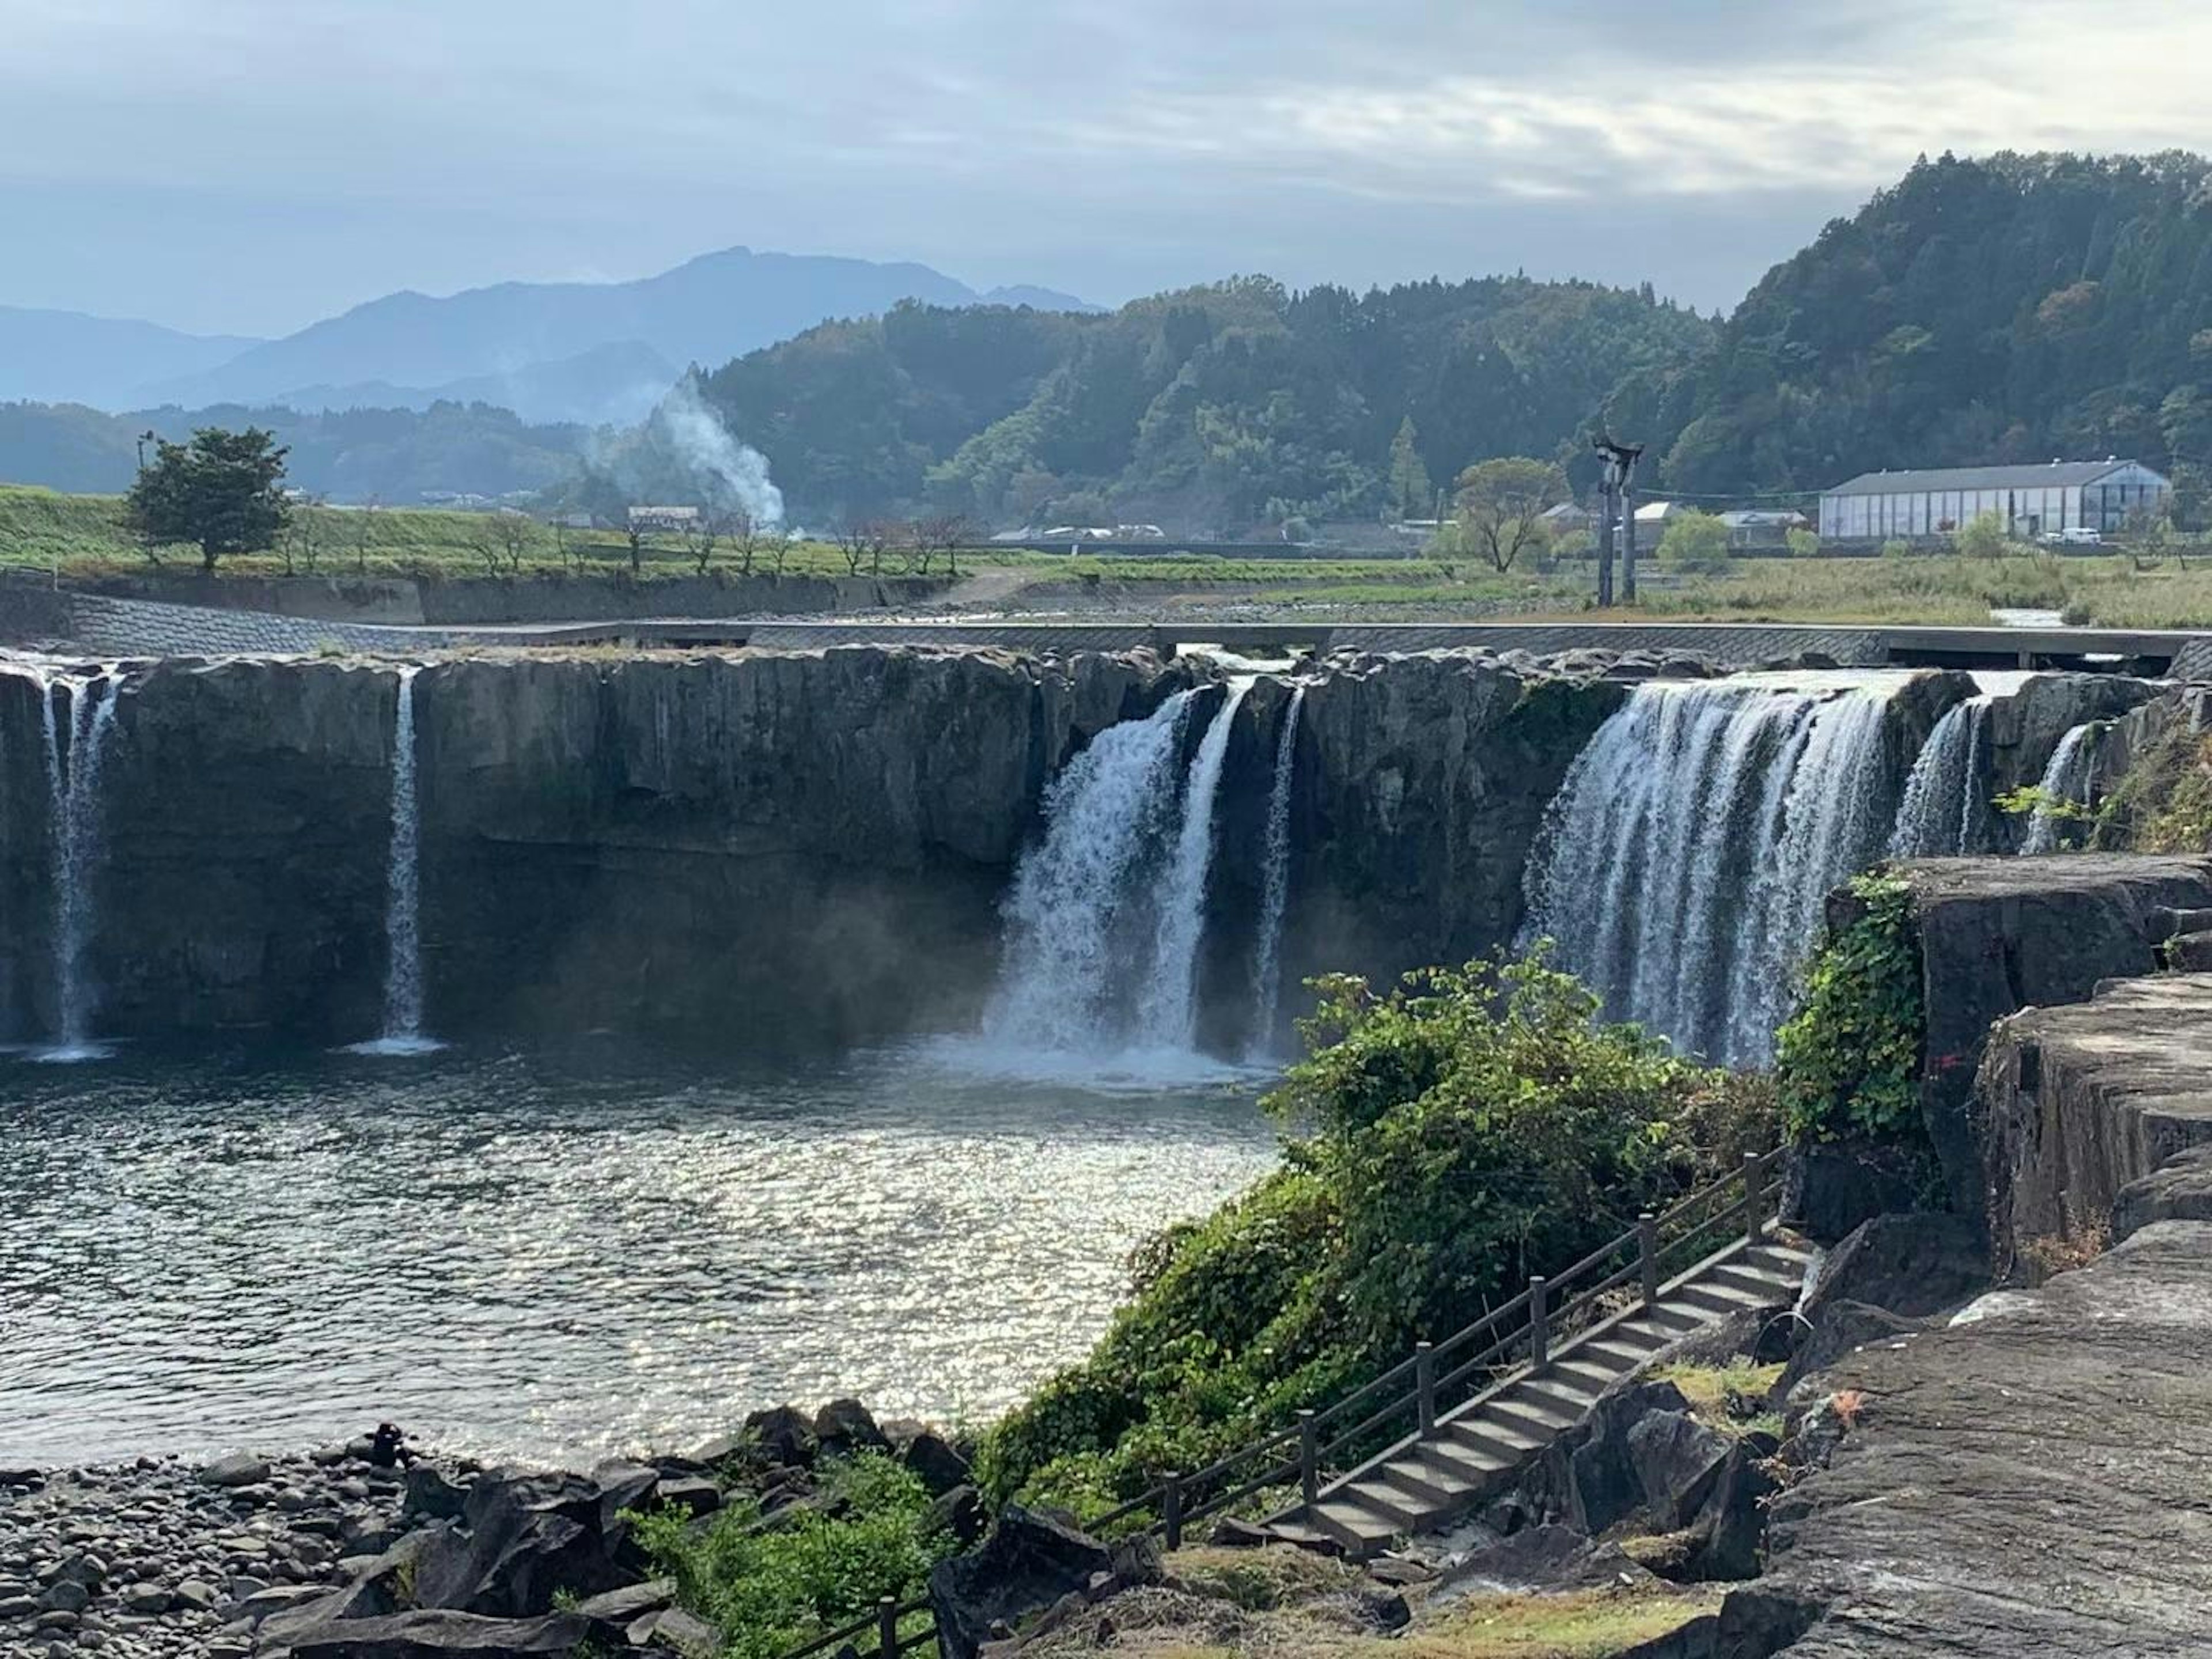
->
[1593, 470, 1616, 608]
[1594, 435, 1645, 608]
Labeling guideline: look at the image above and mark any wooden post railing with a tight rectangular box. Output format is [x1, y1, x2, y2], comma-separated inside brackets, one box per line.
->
[763, 1143, 1788, 1659]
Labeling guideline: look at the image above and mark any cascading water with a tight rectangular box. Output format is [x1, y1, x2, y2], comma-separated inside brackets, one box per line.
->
[2022, 721, 2103, 855]
[349, 666, 440, 1055]
[38, 672, 122, 1062]
[1888, 696, 1995, 857]
[1521, 675, 1902, 1069]
[1137, 681, 1252, 1050]
[1246, 685, 1304, 1057]
[968, 683, 1258, 1081]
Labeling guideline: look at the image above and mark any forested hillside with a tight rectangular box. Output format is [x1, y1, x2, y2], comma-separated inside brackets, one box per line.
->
[0, 400, 589, 502]
[698, 275, 1714, 529]
[1611, 152, 2212, 506]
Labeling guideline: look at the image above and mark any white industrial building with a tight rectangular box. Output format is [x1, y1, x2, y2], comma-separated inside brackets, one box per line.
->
[1819, 459, 2171, 544]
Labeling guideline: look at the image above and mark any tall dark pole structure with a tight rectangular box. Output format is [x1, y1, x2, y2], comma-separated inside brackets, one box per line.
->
[1593, 471, 1615, 608]
[1594, 435, 1645, 608]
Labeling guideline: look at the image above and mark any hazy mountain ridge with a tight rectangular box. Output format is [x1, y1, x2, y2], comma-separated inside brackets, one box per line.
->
[0, 307, 264, 411]
[5, 248, 1096, 423]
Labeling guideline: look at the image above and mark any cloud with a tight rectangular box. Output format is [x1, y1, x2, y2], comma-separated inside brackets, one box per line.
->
[0, 1, 2206, 335]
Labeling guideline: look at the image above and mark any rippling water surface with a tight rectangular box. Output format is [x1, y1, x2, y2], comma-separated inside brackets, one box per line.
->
[0, 1042, 1279, 1467]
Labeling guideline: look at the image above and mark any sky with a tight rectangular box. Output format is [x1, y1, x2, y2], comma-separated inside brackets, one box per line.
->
[5, 0, 2211, 339]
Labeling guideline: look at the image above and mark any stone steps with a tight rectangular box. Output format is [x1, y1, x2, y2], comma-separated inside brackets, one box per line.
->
[1262, 1236, 1814, 1559]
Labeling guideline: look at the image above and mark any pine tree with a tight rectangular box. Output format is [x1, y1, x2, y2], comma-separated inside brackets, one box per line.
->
[1387, 415, 1433, 520]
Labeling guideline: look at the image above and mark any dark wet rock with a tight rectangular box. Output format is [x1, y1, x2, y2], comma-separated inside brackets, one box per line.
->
[411, 1471, 630, 1618]
[652, 1476, 721, 1518]
[1108, 1533, 1164, 1589]
[403, 1465, 471, 1523]
[928, 1484, 987, 1548]
[887, 1424, 971, 1497]
[1801, 1211, 1988, 1320]
[1781, 1141, 1931, 1245]
[284, 1607, 590, 1657]
[571, 1576, 673, 1631]
[927, 1504, 1114, 1659]
[1520, 1380, 1693, 1536]
[744, 1406, 819, 1471]
[813, 1398, 890, 1459]
[1624, 1411, 1734, 1531]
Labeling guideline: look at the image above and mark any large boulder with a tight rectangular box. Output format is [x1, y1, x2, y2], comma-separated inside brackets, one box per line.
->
[1625, 1411, 1735, 1531]
[283, 1608, 589, 1657]
[927, 1505, 1114, 1659]
[814, 1397, 891, 1459]
[744, 1405, 819, 1470]
[1801, 1213, 1988, 1321]
[410, 1471, 633, 1618]
[1779, 1299, 1925, 1399]
[2114, 1145, 2212, 1241]
[1781, 1143, 1930, 1245]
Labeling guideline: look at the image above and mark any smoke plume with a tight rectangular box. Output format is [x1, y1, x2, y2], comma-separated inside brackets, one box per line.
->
[650, 377, 786, 527]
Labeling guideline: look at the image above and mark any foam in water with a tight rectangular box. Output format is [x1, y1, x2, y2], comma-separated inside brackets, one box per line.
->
[1247, 685, 1304, 1057]
[959, 685, 1268, 1086]
[36, 672, 122, 1063]
[1889, 696, 1995, 857]
[347, 666, 441, 1056]
[1521, 675, 1902, 1069]
[2022, 721, 2102, 855]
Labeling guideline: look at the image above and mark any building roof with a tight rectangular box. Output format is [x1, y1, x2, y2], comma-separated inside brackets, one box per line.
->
[1719, 509, 1809, 527]
[1825, 460, 2162, 497]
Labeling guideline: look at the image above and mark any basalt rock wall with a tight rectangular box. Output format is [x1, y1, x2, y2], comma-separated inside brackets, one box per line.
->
[0, 646, 1635, 1054]
[0, 648, 1190, 1050]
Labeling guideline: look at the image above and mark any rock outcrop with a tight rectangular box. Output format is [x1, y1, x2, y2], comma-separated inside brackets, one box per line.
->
[0, 645, 1635, 1052]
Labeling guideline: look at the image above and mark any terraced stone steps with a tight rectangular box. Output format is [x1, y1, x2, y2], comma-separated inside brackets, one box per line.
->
[1265, 1236, 1815, 1557]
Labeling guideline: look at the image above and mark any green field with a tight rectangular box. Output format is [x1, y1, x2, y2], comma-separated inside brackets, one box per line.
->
[10, 483, 2212, 627]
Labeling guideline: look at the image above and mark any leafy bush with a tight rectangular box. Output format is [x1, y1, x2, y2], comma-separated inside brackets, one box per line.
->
[2093, 724, 2212, 853]
[634, 1455, 953, 1659]
[1656, 509, 1730, 572]
[1774, 874, 1925, 1143]
[978, 952, 1763, 1511]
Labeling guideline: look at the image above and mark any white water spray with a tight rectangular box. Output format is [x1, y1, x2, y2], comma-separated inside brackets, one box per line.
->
[2022, 721, 2102, 855]
[963, 685, 1262, 1084]
[1889, 697, 1995, 857]
[1521, 675, 1903, 1068]
[1247, 685, 1304, 1056]
[350, 666, 440, 1055]
[37, 672, 122, 1062]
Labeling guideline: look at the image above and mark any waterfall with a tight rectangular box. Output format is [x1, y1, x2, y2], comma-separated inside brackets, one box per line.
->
[1137, 680, 1252, 1050]
[2022, 722, 2102, 855]
[1888, 697, 1995, 857]
[1521, 675, 1902, 1069]
[1247, 685, 1304, 1056]
[967, 684, 1256, 1081]
[350, 666, 440, 1055]
[38, 672, 122, 1062]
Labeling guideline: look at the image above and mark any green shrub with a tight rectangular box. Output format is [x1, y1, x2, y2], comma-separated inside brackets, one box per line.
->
[978, 951, 1763, 1512]
[634, 1454, 953, 1659]
[1774, 874, 1925, 1143]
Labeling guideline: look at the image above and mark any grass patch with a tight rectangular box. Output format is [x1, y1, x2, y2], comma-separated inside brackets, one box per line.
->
[2092, 723, 2212, 853]
[1165, 1545, 1362, 1611]
[1138, 1587, 1722, 1659]
[1654, 1358, 1786, 1439]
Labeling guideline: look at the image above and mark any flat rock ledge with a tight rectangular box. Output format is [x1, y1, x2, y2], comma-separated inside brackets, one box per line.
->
[1743, 969, 2212, 1656]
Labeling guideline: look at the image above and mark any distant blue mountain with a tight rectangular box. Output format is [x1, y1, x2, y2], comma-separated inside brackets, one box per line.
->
[137, 248, 1097, 422]
[0, 306, 262, 410]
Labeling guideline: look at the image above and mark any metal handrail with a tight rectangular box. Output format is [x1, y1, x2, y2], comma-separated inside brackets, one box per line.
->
[764, 1144, 1785, 1659]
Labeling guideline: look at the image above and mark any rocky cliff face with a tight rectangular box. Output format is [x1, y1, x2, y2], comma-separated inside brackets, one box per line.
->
[0, 645, 1634, 1054]
[0, 648, 1191, 1049]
